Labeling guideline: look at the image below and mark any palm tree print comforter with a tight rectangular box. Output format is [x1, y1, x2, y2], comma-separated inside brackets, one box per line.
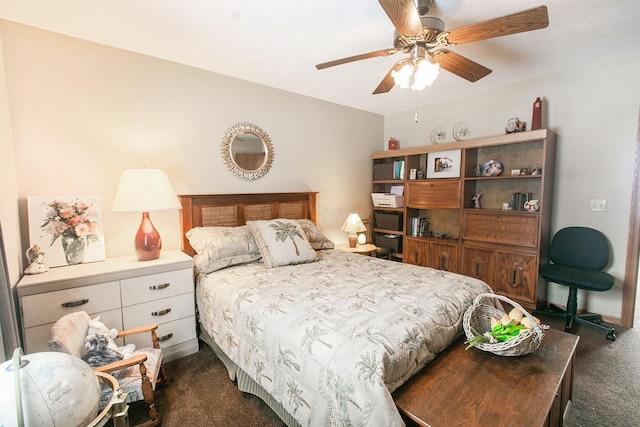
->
[196, 249, 492, 426]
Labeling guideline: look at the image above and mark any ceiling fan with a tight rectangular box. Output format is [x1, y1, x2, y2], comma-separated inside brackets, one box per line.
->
[315, 0, 549, 94]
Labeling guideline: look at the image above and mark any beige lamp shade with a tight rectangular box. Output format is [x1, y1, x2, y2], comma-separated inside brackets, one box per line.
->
[112, 168, 181, 212]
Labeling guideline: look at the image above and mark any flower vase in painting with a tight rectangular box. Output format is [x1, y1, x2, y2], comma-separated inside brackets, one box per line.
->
[28, 196, 106, 267]
[60, 232, 86, 264]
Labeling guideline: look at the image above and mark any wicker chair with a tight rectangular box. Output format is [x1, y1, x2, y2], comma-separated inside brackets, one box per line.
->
[48, 311, 165, 426]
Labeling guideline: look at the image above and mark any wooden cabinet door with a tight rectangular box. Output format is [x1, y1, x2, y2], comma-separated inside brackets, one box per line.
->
[429, 241, 460, 272]
[407, 181, 461, 209]
[494, 251, 538, 306]
[462, 246, 496, 284]
[463, 212, 539, 248]
[405, 238, 428, 266]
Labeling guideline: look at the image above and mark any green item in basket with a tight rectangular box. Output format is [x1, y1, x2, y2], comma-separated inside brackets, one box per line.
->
[464, 321, 526, 350]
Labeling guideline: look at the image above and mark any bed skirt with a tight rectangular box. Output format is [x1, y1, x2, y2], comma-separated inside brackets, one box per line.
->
[199, 328, 301, 427]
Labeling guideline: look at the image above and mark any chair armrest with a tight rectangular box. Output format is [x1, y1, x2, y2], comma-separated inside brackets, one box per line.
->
[116, 324, 158, 338]
[115, 324, 161, 349]
[93, 353, 148, 373]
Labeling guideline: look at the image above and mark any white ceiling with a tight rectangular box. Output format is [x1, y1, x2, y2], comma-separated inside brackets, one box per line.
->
[1, 0, 640, 116]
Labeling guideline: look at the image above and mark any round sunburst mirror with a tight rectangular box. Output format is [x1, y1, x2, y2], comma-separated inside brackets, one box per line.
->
[221, 122, 274, 181]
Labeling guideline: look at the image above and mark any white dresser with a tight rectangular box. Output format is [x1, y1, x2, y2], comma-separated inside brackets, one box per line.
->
[17, 250, 198, 363]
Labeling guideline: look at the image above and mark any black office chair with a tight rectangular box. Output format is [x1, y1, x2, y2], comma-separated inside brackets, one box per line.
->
[534, 226, 616, 341]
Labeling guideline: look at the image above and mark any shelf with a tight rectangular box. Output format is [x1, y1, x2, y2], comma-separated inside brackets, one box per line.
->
[464, 175, 543, 182]
[373, 206, 404, 212]
[373, 179, 405, 184]
[373, 228, 403, 235]
[405, 235, 460, 242]
[462, 208, 539, 214]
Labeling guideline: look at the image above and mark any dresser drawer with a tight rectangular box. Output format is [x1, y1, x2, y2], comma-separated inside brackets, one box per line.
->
[21, 281, 121, 328]
[463, 212, 539, 248]
[124, 316, 196, 350]
[407, 181, 461, 209]
[24, 308, 123, 354]
[120, 268, 193, 306]
[122, 292, 195, 328]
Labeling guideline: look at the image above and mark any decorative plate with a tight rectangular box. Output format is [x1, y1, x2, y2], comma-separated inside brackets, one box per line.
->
[453, 121, 470, 141]
[482, 160, 503, 177]
[430, 127, 446, 144]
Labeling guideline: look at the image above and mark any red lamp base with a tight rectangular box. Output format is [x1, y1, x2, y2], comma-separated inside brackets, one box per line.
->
[135, 212, 162, 261]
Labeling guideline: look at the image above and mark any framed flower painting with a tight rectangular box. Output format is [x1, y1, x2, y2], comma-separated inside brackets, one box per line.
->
[27, 196, 106, 267]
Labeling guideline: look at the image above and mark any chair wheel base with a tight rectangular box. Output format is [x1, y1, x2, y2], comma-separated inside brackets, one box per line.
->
[535, 306, 616, 341]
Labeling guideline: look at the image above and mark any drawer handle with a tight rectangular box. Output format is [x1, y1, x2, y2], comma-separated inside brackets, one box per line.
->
[61, 299, 89, 308]
[150, 283, 170, 290]
[158, 333, 173, 342]
[151, 308, 172, 316]
[511, 263, 523, 285]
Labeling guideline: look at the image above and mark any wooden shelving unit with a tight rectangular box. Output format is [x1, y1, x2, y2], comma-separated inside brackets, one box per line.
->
[371, 129, 556, 310]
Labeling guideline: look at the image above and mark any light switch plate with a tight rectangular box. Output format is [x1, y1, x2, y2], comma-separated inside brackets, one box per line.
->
[589, 199, 607, 212]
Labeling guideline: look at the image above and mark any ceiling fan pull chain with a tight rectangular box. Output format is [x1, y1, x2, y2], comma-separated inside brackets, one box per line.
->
[414, 93, 419, 123]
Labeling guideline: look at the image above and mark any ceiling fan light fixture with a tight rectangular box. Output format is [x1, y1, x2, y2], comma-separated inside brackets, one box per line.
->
[411, 58, 439, 90]
[392, 63, 414, 88]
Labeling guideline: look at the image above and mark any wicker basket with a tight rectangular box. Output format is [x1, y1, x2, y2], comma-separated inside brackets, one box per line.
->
[463, 293, 548, 357]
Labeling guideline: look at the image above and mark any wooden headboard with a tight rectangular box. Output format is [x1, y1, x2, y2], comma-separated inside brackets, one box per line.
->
[178, 192, 318, 256]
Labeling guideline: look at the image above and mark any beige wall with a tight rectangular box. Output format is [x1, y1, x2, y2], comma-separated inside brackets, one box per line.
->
[0, 21, 383, 273]
[384, 53, 640, 319]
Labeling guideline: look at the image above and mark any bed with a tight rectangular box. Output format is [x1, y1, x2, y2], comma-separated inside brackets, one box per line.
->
[178, 193, 493, 426]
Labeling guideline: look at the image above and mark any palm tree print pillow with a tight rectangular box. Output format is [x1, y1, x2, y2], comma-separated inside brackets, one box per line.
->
[297, 219, 335, 250]
[185, 226, 262, 273]
[247, 219, 318, 268]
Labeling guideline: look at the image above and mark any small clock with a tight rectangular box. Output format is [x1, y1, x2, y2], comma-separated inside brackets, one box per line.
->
[430, 127, 446, 144]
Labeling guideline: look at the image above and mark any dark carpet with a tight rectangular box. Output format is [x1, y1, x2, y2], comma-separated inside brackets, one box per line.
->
[128, 318, 640, 426]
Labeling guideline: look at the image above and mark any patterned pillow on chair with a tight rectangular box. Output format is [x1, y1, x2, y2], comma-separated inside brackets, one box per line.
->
[48, 311, 92, 358]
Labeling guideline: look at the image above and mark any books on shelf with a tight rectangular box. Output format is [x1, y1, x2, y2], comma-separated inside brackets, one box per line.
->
[512, 192, 533, 211]
[410, 217, 430, 237]
[393, 160, 405, 180]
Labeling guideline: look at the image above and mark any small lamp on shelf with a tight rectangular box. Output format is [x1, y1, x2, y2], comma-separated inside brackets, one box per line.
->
[112, 168, 181, 261]
[342, 213, 367, 248]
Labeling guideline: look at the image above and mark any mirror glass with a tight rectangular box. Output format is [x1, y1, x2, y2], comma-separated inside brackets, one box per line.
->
[222, 122, 274, 181]
[231, 132, 266, 171]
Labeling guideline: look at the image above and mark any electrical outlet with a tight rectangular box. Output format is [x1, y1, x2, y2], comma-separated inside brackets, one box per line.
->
[589, 199, 607, 212]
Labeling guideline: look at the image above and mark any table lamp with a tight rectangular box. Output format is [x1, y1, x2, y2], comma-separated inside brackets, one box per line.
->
[112, 168, 181, 261]
[342, 213, 367, 248]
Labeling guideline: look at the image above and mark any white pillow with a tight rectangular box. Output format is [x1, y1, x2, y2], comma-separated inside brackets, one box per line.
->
[297, 219, 335, 250]
[185, 226, 262, 273]
[246, 219, 318, 268]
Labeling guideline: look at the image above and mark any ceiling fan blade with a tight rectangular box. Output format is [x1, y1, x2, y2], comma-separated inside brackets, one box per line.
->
[445, 6, 549, 45]
[435, 49, 492, 82]
[373, 63, 401, 94]
[378, 0, 424, 37]
[316, 48, 399, 70]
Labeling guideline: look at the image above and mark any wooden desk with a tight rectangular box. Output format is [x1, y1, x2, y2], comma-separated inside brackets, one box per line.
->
[394, 328, 579, 427]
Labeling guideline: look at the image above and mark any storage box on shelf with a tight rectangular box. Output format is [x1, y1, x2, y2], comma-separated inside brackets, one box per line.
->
[17, 250, 198, 363]
[371, 129, 556, 310]
[374, 233, 403, 255]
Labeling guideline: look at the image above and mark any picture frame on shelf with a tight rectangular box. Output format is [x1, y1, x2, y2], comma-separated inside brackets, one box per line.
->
[27, 195, 106, 267]
[426, 149, 462, 179]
